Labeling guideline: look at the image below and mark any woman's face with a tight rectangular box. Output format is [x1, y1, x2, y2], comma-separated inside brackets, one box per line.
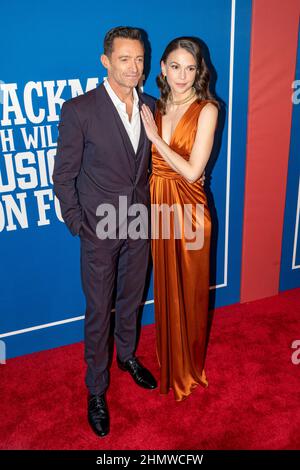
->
[161, 47, 197, 95]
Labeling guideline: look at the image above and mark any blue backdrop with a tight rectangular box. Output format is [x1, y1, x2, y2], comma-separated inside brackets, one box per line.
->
[280, 25, 300, 291]
[0, 0, 252, 358]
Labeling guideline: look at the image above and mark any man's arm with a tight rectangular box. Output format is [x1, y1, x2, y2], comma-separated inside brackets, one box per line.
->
[53, 100, 84, 236]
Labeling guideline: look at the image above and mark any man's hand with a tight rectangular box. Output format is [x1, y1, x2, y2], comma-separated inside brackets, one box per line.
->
[200, 170, 206, 186]
[140, 104, 159, 143]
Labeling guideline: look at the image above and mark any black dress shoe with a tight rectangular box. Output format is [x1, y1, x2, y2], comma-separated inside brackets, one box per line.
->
[117, 356, 157, 390]
[87, 393, 109, 437]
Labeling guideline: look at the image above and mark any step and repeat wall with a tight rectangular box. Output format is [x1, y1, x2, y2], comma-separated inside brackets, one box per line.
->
[1, 0, 298, 359]
[280, 26, 300, 291]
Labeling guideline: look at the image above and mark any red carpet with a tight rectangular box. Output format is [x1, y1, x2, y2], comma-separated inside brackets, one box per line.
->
[1, 289, 300, 450]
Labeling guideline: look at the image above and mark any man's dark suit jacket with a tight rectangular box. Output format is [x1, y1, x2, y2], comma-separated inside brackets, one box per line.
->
[53, 83, 155, 241]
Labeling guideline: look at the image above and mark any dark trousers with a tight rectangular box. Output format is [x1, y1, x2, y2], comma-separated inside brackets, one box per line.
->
[80, 236, 149, 395]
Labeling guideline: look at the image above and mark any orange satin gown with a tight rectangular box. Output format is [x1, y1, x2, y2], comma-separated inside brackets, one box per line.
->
[150, 99, 214, 401]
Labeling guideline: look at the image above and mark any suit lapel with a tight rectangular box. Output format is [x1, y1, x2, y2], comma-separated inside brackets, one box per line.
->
[95, 83, 149, 178]
[136, 94, 147, 156]
[109, 99, 137, 158]
[100, 83, 147, 158]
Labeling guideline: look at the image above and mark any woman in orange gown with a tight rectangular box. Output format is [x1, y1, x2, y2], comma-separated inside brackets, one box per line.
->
[141, 37, 219, 401]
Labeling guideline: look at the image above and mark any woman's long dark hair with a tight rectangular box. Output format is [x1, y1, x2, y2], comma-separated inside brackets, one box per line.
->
[156, 37, 219, 114]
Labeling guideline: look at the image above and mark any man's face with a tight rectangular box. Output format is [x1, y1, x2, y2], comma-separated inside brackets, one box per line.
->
[101, 38, 144, 90]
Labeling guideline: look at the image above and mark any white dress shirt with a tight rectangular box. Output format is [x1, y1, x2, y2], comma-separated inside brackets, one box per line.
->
[103, 77, 141, 153]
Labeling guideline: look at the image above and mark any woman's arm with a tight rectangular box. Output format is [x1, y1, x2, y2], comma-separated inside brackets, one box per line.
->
[141, 102, 218, 184]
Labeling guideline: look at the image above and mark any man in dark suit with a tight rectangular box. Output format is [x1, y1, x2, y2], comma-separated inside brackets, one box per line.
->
[53, 26, 157, 438]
